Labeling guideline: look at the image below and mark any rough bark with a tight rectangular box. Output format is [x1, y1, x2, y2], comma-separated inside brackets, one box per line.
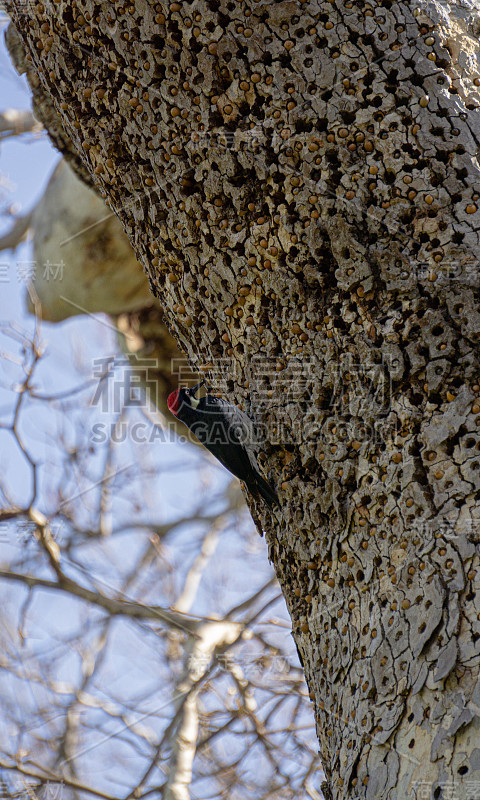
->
[6, 0, 480, 796]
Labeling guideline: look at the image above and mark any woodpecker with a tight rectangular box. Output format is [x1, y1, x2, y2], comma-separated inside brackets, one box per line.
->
[167, 382, 278, 508]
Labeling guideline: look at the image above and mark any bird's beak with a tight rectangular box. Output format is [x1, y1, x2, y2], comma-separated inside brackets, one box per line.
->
[190, 381, 205, 397]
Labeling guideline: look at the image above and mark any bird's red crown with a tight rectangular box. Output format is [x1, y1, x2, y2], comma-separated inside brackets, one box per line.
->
[167, 389, 180, 416]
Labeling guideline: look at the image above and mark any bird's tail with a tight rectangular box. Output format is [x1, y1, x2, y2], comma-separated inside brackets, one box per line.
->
[254, 471, 279, 509]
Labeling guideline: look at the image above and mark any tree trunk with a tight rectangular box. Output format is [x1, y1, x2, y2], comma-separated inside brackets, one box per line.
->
[7, 0, 480, 795]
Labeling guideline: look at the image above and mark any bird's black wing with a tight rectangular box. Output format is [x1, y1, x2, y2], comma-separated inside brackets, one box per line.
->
[197, 395, 257, 447]
[194, 396, 278, 507]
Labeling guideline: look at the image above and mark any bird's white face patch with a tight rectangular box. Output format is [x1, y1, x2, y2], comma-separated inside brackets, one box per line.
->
[189, 395, 200, 408]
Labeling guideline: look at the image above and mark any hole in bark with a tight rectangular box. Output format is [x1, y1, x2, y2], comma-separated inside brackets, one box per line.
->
[458, 766, 468, 774]
[399, 209, 415, 225]
[363, 70, 374, 87]
[251, 95, 266, 115]
[410, 73, 425, 87]
[430, 173, 444, 188]
[435, 150, 449, 163]
[341, 110, 356, 124]
[209, 111, 224, 126]
[295, 119, 313, 133]
[401, 143, 420, 157]
[151, 35, 165, 50]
